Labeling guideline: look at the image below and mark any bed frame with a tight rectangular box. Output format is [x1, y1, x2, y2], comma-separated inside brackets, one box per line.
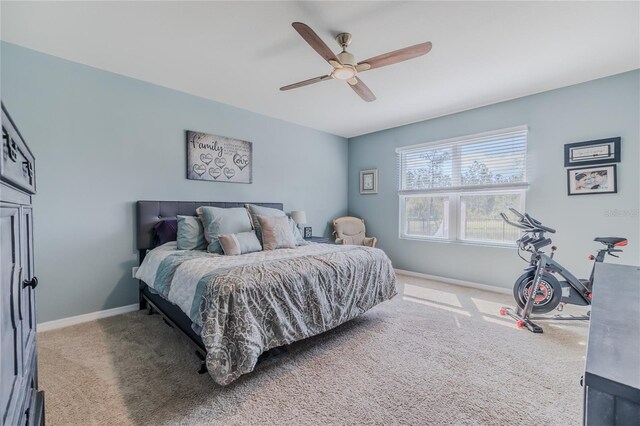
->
[136, 200, 284, 373]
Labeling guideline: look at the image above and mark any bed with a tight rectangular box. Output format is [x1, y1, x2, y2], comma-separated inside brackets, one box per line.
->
[136, 200, 397, 385]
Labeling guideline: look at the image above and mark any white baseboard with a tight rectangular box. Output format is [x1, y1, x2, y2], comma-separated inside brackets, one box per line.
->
[37, 272, 507, 332]
[38, 303, 139, 332]
[394, 268, 511, 295]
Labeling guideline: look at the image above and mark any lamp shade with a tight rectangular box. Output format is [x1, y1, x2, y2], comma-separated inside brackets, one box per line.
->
[290, 211, 307, 225]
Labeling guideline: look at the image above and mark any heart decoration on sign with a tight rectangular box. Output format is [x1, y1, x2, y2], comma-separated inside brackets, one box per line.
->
[214, 157, 227, 168]
[193, 164, 206, 176]
[209, 167, 222, 180]
[200, 153, 213, 165]
[224, 167, 235, 180]
[233, 153, 249, 171]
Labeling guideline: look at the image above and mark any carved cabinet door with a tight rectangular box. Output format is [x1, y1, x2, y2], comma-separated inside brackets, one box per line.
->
[0, 203, 25, 425]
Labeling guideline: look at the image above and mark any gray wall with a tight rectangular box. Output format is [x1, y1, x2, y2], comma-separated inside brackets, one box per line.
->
[348, 70, 640, 289]
[1, 42, 348, 322]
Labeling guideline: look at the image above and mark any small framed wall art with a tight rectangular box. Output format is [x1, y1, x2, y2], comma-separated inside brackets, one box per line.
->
[567, 165, 617, 196]
[360, 169, 378, 194]
[564, 137, 620, 167]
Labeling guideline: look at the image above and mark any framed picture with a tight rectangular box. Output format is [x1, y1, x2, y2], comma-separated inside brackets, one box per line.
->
[186, 131, 253, 184]
[567, 165, 617, 196]
[564, 137, 620, 167]
[303, 227, 312, 239]
[360, 169, 378, 194]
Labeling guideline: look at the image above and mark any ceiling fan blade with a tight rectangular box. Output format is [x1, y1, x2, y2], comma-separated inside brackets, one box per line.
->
[280, 75, 332, 91]
[292, 22, 341, 65]
[358, 41, 432, 71]
[348, 77, 376, 102]
[355, 63, 371, 72]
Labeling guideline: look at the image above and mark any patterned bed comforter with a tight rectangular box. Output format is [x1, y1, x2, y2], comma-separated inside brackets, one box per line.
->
[136, 242, 397, 385]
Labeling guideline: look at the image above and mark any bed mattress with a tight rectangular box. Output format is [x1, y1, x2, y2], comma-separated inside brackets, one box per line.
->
[136, 242, 397, 385]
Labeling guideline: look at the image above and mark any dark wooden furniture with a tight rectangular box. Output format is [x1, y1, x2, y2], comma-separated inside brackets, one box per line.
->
[584, 263, 640, 425]
[1, 103, 44, 425]
[305, 236, 334, 244]
[136, 200, 284, 371]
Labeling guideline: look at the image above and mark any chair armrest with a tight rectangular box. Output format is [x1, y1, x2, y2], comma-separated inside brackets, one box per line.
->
[335, 238, 346, 245]
[364, 237, 377, 248]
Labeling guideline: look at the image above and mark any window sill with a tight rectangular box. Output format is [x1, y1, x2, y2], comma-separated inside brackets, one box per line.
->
[399, 235, 517, 249]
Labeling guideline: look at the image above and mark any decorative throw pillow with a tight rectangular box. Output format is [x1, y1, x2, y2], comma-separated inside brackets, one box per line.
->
[153, 219, 178, 246]
[245, 204, 286, 243]
[197, 206, 253, 253]
[257, 215, 296, 250]
[176, 215, 206, 250]
[195, 208, 209, 242]
[288, 217, 308, 246]
[218, 231, 262, 255]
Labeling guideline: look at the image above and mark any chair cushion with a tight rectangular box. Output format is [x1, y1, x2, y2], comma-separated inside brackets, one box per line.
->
[334, 217, 366, 246]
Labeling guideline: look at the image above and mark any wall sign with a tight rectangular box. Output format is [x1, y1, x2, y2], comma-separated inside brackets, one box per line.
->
[564, 137, 620, 167]
[186, 131, 252, 184]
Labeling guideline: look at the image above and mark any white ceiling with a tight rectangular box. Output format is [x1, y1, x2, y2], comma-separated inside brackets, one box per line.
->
[1, 1, 639, 138]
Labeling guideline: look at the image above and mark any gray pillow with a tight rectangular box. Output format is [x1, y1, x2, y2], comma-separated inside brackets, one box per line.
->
[257, 215, 296, 250]
[288, 217, 307, 246]
[245, 204, 286, 243]
[197, 206, 253, 253]
[218, 231, 262, 255]
[176, 215, 206, 250]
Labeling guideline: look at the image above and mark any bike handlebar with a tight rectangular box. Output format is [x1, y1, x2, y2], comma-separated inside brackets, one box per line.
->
[524, 213, 556, 234]
[499, 213, 531, 230]
[501, 210, 556, 234]
[508, 208, 525, 219]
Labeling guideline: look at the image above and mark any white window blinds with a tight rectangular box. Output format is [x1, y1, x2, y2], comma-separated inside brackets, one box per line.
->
[397, 126, 528, 195]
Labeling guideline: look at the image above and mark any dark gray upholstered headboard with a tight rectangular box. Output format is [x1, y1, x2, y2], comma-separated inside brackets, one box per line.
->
[136, 200, 283, 251]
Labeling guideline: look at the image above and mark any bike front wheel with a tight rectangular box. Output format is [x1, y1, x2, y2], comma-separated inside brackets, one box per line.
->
[513, 271, 562, 314]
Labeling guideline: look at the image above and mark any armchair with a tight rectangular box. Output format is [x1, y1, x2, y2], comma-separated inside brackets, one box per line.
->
[332, 216, 377, 248]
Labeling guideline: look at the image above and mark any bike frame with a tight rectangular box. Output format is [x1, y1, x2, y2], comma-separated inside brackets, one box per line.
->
[499, 209, 597, 332]
[500, 209, 627, 333]
[525, 250, 591, 308]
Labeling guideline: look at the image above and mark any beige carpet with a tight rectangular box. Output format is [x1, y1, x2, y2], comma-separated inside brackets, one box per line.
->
[38, 275, 588, 425]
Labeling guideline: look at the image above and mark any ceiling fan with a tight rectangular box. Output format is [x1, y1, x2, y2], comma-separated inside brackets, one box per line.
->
[280, 22, 432, 102]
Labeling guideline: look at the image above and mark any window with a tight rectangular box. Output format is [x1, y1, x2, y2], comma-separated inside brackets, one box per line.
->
[397, 126, 528, 244]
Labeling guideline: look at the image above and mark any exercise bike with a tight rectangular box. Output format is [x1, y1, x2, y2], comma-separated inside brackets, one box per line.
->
[498, 208, 627, 333]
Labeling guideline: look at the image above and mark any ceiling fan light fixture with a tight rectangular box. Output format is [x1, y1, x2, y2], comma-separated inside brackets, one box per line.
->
[332, 66, 356, 80]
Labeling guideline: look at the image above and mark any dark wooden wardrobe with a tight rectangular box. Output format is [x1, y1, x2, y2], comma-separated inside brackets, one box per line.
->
[1, 102, 44, 425]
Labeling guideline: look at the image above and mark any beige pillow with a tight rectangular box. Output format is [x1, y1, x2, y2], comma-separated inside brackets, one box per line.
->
[218, 234, 241, 255]
[257, 215, 296, 250]
[218, 231, 262, 256]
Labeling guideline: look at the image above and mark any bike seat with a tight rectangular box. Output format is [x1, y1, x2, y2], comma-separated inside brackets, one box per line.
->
[594, 237, 628, 246]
